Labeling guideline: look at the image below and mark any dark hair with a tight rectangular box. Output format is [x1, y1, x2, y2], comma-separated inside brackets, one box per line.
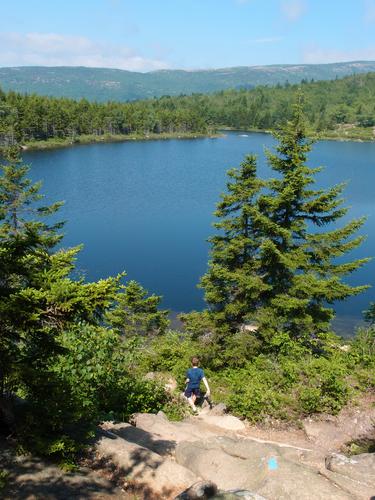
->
[191, 356, 200, 366]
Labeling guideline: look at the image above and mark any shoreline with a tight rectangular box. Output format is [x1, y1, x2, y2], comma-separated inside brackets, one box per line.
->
[220, 126, 375, 143]
[21, 131, 221, 151]
[17, 126, 375, 152]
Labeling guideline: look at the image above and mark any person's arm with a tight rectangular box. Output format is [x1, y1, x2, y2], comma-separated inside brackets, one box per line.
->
[202, 376, 210, 396]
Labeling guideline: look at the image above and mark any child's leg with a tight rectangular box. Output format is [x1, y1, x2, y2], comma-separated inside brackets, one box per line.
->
[185, 388, 197, 411]
[187, 396, 197, 411]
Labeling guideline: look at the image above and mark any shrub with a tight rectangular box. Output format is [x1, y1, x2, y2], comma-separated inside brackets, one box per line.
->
[211, 351, 351, 420]
[143, 331, 200, 387]
[293, 356, 350, 415]
[17, 323, 167, 462]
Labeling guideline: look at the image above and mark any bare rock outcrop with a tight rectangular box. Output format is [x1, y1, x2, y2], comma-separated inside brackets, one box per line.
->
[94, 407, 375, 499]
[96, 429, 199, 498]
[175, 436, 352, 500]
[326, 452, 375, 489]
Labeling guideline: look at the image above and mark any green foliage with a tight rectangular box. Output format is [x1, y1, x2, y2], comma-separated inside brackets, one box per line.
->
[1, 63, 375, 102]
[0, 470, 8, 492]
[162, 397, 191, 422]
[3, 71, 375, 148]
[0, 86, 208, 147]
[144, 331, 200, 388]
[209, 351, 350, 421]
[16, 324, 167, 461]
[364, 302, 375, 324]
[107, 280, 169, 337]
[201, 94, 369, 351]
[296, 357, 350, 414]
[200, 154, 268, 336]
[351, 326, 375, 365]
[0, 149, 170, 464]
[178, 310, 215, 340]
[347, 326, 375, 390]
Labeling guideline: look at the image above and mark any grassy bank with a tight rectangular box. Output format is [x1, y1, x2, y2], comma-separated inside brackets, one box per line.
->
[20, 125, 375, 152]
[220, 125, 375, 142]
[22, 132, 221, 151]
[23, 131, 220, 151]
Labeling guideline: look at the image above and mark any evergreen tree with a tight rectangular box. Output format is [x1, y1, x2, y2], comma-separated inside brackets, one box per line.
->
[107, 280, 169, 337]
[201, 95, 369, 346]
[200, 155, 269, 337]
[0, 147, 119, 407]
[258, 94, 369, 341]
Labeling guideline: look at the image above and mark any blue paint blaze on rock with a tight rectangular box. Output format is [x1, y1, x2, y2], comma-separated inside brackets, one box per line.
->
[268, 457, 278, 471]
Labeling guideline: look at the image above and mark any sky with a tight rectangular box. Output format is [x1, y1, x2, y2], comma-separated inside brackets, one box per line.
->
[1, 0, 375, 72]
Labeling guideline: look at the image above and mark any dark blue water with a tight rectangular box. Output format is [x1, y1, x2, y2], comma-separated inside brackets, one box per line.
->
[24, 133, 375, 331]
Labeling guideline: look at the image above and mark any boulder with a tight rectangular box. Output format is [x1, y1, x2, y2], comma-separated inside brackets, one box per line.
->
[96, 430, 199, 498]
[320, 467, 375, 500]
[132, 412, 228, 444]
[100, 421, 176, 456]
[175, 436, 352, 499]
[175, 480, 218, 499]
[196, 415, 245, 432]
[326, 452, 375, 488]
[209, 403, 228, 416]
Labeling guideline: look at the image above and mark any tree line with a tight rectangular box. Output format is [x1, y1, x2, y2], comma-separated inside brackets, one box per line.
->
[0, 89, 209, 145]
[1, 72, 375, 147]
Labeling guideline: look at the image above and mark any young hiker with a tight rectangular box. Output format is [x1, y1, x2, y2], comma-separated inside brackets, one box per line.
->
[184, 356, 210, 413]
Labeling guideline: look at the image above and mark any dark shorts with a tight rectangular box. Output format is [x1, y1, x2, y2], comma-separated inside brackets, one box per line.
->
[184, 387, 201, 398]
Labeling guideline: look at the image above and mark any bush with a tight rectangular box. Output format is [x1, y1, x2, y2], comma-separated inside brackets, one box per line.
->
[17, 323, 168, 462]
[210, 350, 351, 421]
[296, 356, 350, 414]
[143, 331, 201, 388]
[162, 397, 191, 421]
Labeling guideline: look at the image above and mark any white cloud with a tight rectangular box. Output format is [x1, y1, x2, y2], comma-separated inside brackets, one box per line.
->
[281, 0, 307, 21]
[0, 32, 170, 72]
[364, 0, 375, 22]
[303, 45, 375, 64]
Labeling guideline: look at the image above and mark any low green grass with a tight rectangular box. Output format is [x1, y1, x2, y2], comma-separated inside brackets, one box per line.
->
[23, 131, 218, 151]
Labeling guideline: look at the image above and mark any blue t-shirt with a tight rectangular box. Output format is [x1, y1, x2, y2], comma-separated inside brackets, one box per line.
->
[186, 367, 204, 389]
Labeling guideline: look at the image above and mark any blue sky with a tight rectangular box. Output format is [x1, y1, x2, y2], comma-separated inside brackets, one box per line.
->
[1, 0, 375, 71]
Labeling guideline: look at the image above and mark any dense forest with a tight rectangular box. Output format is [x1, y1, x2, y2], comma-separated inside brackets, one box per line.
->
[0, 98, 374, 470]
[1, 72, 375, 147]
[0, 88, 209, 145]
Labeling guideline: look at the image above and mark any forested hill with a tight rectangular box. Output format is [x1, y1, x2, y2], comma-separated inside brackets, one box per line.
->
[1, 61, 375, 101]
[1, 71, 375, 146]
[180, 71, 375, 140]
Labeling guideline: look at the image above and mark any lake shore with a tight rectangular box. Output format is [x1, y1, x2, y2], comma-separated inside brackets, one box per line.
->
[220, 126, 375, 142]
[18, 125, 375, 152]
[21, 131, 222, 151]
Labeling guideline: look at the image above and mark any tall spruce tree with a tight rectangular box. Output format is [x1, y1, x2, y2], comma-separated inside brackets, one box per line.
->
[201, 95, 369, 345]
[200, 154, 269, 336]
[0, 147, 119, 407]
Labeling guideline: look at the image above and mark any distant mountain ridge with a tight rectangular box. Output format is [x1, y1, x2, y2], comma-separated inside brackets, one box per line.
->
[1, 61, 375, 102]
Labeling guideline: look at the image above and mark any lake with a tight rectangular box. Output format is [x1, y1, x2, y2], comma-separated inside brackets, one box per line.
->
[24, 132, 375, 334]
